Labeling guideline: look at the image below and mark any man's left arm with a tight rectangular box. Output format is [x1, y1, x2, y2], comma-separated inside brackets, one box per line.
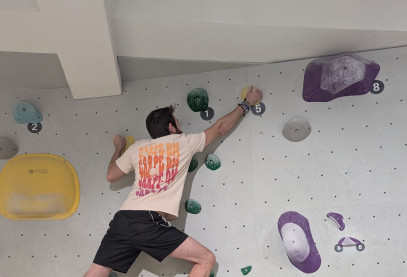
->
[106, 135, 127, 182]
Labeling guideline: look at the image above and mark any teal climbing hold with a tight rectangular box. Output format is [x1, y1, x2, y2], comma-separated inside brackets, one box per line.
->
[13, 101, 43, 124]
[185, 199, 202, 214]
[108, 272, 118, 277]
[188, 155, 199, 172]
[241, 265, 252, 275]
[205, 153, 221, 170]
[209, 272, 215, 277]
[187, 88, 209, 112]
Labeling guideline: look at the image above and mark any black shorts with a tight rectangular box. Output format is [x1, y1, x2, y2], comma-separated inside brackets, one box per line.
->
[93, 210, 188, 273]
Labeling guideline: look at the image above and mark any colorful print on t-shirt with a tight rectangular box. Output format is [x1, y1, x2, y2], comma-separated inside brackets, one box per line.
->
[137, 142, 180, 197]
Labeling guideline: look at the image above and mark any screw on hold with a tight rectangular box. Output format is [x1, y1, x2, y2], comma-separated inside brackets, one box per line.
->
[205, 153, 221, 170]
[241, 265, 252, 275]
[188, 155, 199, 172]
[185, 199, 202, 214]
[187, 88, 209, 112]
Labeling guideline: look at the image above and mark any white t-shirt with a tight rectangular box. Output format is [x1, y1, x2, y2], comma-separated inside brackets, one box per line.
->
[116, 132, 205, 219]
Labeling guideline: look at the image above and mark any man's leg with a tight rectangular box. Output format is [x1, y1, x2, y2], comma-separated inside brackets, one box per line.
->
[169, 236, 216, 277]
[83, 263, 112, 277]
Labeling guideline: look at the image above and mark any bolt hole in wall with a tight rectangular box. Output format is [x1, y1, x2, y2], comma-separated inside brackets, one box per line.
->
[1, 48, 407, 276]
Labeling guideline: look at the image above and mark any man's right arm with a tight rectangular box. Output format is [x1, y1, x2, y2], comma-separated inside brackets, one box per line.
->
[204, 86, 262, 147]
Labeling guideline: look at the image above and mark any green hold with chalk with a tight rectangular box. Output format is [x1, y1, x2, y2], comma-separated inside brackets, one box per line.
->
[185, 199, 202, 214]
[188, 155, 199, 172]
[205, 153, 221, 170]
[241, 265, 252, 275]
[187, 88, 209, 112]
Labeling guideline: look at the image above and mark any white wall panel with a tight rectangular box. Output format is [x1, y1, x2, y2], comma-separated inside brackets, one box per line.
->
[1, 47, 407, 276]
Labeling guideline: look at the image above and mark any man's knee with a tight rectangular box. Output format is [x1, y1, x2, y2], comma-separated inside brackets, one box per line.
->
[204, 251, 216, 267]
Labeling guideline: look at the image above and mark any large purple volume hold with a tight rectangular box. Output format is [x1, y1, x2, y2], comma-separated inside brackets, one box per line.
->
[303, 53, 380, 102]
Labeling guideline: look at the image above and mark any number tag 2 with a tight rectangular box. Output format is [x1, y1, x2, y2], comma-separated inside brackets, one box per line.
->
[28, 122, 42, 133]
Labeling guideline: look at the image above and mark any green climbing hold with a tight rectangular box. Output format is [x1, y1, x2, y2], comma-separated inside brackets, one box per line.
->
[205, 153, 221, 170]
[241, 265, 252, 276]
[109, 272, 118, 277]
[209, 272, 215, 277]
[188, 155, 198, 172]
[187, 88, 209, 112]
[185, 199, 202, 214]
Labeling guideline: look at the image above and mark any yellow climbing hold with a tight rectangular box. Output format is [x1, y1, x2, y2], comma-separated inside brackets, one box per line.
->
[121, 136, 135, 155]
[240, 86, 260, 105]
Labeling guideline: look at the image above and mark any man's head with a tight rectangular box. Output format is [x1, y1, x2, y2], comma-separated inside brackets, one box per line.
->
[146, 105, 183, 139]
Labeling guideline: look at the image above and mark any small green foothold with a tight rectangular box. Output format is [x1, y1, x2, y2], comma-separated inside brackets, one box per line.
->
[188, 155, 198, 172]
[187, 88, 209, 112]
[185, 199, 202, 214]
[241, 265, 252, 276]
[209, 272, 215, 277]
[109, 272, 118, 277]
[205, 153, 221, 170]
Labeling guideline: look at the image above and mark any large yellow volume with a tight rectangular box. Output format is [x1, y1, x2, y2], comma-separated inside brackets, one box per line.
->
[0, 154, 80, 220]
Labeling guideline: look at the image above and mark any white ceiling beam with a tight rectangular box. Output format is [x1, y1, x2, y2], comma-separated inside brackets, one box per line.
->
[113, 18, 407, 63]
[0, 0, 121, 99]
[111, 0, 407, 32]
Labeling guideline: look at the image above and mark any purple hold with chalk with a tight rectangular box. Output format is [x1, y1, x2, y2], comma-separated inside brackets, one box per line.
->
[303, 53, 380, 102]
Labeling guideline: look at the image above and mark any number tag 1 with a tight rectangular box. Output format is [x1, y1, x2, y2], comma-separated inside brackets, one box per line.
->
[200, 107, 214, 121]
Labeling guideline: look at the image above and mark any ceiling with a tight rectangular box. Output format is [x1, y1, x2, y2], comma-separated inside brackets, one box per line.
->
[1, 0, 407, 99]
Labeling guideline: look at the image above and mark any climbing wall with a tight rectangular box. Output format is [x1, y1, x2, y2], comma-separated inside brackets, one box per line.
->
[0, 46, 406, 277]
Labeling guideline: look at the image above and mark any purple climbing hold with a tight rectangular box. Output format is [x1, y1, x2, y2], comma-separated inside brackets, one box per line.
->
[326, 212, 345, 231]
[278, 211, 321, 274]
[303, 53, 380, 102]
[335, 237, 365, 252]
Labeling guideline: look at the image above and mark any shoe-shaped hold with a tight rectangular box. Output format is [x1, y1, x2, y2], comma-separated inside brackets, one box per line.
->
[278, 211, 321, 274]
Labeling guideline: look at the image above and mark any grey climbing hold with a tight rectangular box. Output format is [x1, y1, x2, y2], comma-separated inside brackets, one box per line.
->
[188, 155, 198, 172]
[282, 117, 311, 142]
[205, 153, 221, 170]
[13, 101, 43, 124]
[0, 137, 18, 160]
[185, 199, 202, 214]
[187, 88, 209, 112]
[241, 265, 252, 275]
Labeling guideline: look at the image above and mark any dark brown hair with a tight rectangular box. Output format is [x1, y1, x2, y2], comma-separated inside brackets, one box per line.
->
[146, 105, 176, 139]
